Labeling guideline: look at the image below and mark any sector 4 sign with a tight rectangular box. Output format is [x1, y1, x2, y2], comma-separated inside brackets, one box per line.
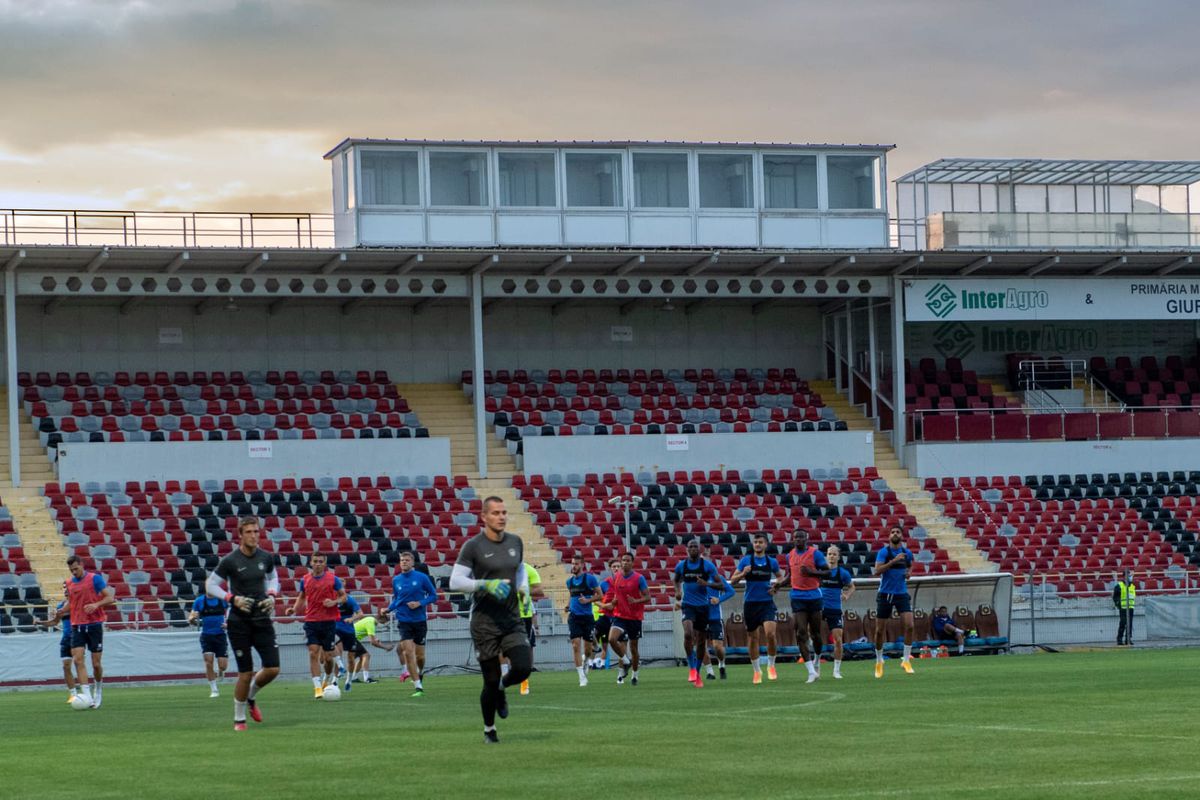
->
[905, 278, 1200, 322]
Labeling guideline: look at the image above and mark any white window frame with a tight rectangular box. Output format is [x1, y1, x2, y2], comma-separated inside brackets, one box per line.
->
[825, 152, 882, 211]
[356, 146, 423, 209]
[761, 150, 822, 211]
[562, 149, 627, 210]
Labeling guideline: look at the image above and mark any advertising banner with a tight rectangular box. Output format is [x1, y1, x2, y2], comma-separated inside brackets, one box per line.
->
[905, 278, 1200, 322]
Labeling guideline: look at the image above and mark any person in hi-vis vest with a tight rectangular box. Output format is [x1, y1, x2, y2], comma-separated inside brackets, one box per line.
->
[1112, 570, 1136, 646]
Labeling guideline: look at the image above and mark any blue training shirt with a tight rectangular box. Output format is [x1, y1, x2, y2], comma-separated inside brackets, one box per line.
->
[566, 573, 600, 616]
[336, 596, 361, 634]
[57, 601, 72, 644]
[932, 614, 951, 634]
[819, 566, 854, 610]
[875, 546, 913, 595]
[736, 554, 779, 603]
[191, 595, 228, 636]
[388, 570, 439, 623]
[708, 575, 735, 621]
[789, 548, 829, 601]
[675, 558, 719, 607]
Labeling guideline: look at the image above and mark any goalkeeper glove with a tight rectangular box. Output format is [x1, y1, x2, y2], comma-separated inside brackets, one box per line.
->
[478, 579, 512, 600]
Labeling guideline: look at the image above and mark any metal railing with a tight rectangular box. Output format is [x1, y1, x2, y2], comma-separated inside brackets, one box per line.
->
[907, 405, 1200, 443]
[0, 208, 335, 249]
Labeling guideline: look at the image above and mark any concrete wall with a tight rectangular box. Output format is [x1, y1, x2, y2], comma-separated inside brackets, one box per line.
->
[7, 300, 823, 385]
[521, 430, 874, 477]
[906, 438, 1200, 479]
[55, 438, 451, 484]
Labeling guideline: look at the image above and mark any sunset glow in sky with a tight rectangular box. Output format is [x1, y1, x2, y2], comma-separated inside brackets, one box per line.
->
[2, 0, 1197, 213]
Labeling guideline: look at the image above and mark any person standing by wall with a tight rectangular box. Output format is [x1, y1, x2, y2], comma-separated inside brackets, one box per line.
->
[1112, 570, 1136, 646]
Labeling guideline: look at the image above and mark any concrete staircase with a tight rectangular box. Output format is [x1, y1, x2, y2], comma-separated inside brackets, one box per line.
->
[978, 376, 1025, 411]
[1073, 376, 1123, 411]
[396, 383, 517, 482]
[4, 485, 69, 595]
[817, 380, 996, 573]
[0, 388, 56, 488]
[398, 383, 569, 611]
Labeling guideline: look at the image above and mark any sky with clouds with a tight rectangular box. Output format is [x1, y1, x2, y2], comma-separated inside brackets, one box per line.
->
[1, 0, 1197, 213]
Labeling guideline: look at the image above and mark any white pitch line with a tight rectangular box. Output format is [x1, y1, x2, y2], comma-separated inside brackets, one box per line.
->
[822, 772, 1200, 798]
[527, 691, 845, 719]
[838, 716, 1195, 743]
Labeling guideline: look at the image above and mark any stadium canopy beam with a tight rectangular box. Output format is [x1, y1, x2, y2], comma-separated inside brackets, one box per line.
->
[822, 255, 856, 277]
[393, 254, 424, 275]
[119, 296, 144, 316]
[469, 254, 499, 276]
[959, 255, 993, 276]
[4, 266, 19, 485]
[318, 253, 347, 275]
[615, 255, 645, 276]
[3, 250, 26, 273]
[1024, 255, 1060, 277]
[542, 254, 573, 276]
[893, 255, 924, 276]
[1155, 255, 1193, 276]
[867, 298, 879, 418]
[83, 247, 110, 274]
[890, 276, 907, 462]
[685, 253, 719, 277]
[753, 255, 786, 277]
[1091, 255, 1128, 276]
[470, 271, 487, 478]
[242, 253, 269, 274]
[163, 251, 190, 274]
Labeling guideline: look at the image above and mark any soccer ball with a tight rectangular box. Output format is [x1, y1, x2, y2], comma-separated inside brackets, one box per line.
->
[70, 695, 91, 710]
[322, 685, 341, 702]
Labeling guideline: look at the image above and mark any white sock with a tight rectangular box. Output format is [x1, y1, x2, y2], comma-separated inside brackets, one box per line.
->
[621, 654, 631, 666]
[903, 644, 912, 661]
[768, 655, 776, 666]
[752, 659, 762, 673]
[209, 680, 218, 691]
[631, 670, 638, 679]
[362, 670, 371, 680]
[577, 666, 586, 678]
[718, 659, 725, 668]
[248, 681, 260, 701]
[414, 679, 422, 689]
[312, 676, 323, 688]
[807, 658, 817, 673]
[876, 649, 884, 662]
[501, 663, 511, 677]
[335, 655, 345, 670]
[484, 724, 496, 733]
[834, 659, 842, 671]
[234, 700, 247, 722]
[706, 665, 715, 676]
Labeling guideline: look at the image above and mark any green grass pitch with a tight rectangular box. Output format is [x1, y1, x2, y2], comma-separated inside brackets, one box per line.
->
[7, 649, 1198, 799]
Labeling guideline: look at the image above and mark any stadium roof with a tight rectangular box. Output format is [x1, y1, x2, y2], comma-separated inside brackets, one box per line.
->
[323, 138, 895, 159]
[897, 158, 1200, 186]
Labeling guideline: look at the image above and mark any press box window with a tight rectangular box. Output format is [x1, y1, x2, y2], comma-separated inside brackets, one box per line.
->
[565, 153, 623, 207]
[359, 151, 419, 206]
[633, 153, 689, 208]
[827, 155, 879, 209]
[429, 151, 489, 206]
[763, 154, 817, 209]
[498, 152, 557, 207]
[698, 154, 754, 208]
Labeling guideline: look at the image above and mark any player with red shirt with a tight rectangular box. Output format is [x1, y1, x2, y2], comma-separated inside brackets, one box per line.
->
[604, 552, 649, 686]
[290, 551, 347, 698]
[65, 555, 116, 708]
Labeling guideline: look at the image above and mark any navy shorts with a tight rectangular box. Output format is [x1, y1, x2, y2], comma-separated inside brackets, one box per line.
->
[743, 600, 777, 632]
[59, 639, 72, 660]
[822, 608, 844, 631]
[200, 632, 229, 658]
[337, 627, 367, 654]
[790, 597, 823, 615]
[611, 617, 642, 641]
[71, 623, 104, 653]
[876, 592, 912, 618]
[681, 604, 710, 628]
[935, 627, 959, 641]
[595, 615, 612, 641]
[397, 621, 428, 646]
[304, 620, 337, 651]
[568, 613, 596, 641]
[707, 619, 724, 640]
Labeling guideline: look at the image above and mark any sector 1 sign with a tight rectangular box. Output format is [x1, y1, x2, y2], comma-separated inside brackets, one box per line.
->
[905, 278, 1200, 322]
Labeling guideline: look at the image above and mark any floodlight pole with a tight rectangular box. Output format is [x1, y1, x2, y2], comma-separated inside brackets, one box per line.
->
[470, 272, 487, 479]
[5, 267, 19, 487]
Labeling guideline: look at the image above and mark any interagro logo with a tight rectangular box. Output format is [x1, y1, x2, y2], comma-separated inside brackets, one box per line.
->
[932, 321, 975, 359]
[924, 283, 957, 318]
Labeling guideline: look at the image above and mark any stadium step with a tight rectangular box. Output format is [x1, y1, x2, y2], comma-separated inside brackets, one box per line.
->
[478, 485, 569, 614]
[814, 381, 996, 573]
[1073, 376, 1123, 411]
[395, 382, 517, 481]
[3, 485, 71, 592]
[977, 376, 1026, 411]
[0, 389, 57, 488]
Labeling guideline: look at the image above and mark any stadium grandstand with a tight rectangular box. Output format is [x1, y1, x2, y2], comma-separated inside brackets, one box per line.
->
[5, 141, 1200, 691]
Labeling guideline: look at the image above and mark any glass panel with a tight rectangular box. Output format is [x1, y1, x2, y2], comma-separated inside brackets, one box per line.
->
[827, 155, 878, 209]
[763, 154, 817, 209]
[633, 153, 689, 208]
[698, 154, 753, 208]
[566, 153, 622, 207]
[498, 152, 556, 207]
[344, 152, 355, 210]
[359, 151, 419, 206]
[1014, 185, 1046, 213]
[429, 151, 488, 206]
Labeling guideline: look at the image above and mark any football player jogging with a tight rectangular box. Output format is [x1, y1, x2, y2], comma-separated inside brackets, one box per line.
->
[785, 529, 830, 684]
[290, 550, 347, 698]
[565, 553, 602, 686]
[448, 496, 532, 744]
[188, 593, 230, 697]
[37, 583, 81, 704]
[730, 533, 784, 684]
[606, 551, 649, 686]
[388, 550, 439, 697]
[206, 516, 282, 731]
[591, 559, 621, 669]
[333, 593, 365, 691]
[513, 562, 543, 695]
[820, 545, 855, 679]
[673, 538, 719, 687]
[701, 568, 735, 681]
[65, 554, 116, 708]
[873, 526, 916, 678]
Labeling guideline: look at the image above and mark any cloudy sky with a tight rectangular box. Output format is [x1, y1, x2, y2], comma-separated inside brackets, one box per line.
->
[1, 0, 1197, 213]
